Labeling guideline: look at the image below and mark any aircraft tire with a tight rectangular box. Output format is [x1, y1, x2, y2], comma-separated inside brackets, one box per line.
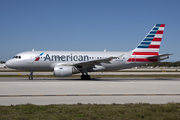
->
[85, 75, 90, 80]
[81, 75, 86, 80]
[81, 75, 90, 80]
[29, 76, 33, 80]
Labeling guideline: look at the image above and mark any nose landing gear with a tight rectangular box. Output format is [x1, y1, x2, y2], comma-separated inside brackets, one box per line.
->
[29, 71, 33, 80]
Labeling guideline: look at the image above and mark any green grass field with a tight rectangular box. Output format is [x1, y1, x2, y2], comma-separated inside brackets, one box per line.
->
[0, 103, 180, 120]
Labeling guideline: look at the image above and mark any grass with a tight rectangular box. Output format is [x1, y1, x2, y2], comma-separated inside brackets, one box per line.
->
[0, 103, 180, 120]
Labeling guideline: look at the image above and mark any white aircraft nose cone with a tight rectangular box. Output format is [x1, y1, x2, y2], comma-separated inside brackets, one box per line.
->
[5, 59, 14, 68]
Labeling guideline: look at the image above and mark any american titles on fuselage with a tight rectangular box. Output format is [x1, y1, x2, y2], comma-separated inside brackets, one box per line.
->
[44, 54, 90, 61]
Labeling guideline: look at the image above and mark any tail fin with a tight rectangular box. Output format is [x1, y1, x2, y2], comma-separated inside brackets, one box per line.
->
[132, 24, 165, 55]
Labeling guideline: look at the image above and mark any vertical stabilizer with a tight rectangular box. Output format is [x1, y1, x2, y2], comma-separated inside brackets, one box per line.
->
[132, 24, 165, 55]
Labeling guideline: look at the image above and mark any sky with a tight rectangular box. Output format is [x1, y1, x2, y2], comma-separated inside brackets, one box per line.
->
[0, 0, 180, 62]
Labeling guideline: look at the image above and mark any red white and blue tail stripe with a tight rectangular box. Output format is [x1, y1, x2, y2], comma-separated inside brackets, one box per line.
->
[128, 24, 165, 62]
[133, 24, 165, 54]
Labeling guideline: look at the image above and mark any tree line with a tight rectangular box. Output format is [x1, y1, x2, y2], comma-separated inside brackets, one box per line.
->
[0, 61, 5, 63]
[145, 61, 180, 67]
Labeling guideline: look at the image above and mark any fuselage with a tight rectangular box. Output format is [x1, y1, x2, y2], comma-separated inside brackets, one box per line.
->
[5, 51, 149, 72]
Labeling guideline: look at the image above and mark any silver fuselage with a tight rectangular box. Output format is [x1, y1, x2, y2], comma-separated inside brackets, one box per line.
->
[6, 51, 149, 72]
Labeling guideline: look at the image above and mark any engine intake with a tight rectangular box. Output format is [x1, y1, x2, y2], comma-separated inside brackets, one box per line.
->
[53, 66, 79, 77]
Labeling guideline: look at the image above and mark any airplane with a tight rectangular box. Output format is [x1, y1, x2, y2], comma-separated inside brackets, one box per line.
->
[5, 24, 171, 80]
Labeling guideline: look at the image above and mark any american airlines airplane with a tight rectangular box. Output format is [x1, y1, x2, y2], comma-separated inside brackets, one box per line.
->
[6, 24, 171, 80]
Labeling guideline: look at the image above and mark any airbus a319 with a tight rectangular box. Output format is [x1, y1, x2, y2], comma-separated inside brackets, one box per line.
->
[6, 24, 171, 80]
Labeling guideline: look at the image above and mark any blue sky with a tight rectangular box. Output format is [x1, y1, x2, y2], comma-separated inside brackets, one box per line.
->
[0, 0, 180, 62]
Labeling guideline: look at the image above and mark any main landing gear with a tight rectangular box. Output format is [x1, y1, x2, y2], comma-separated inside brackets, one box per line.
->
[29, 71, 33, 80]
[81, 72, 91, 80]
[81, 75, 91, 80]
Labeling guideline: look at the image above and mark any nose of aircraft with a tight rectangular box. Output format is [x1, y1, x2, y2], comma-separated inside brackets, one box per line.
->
[5, 59, 13, 68]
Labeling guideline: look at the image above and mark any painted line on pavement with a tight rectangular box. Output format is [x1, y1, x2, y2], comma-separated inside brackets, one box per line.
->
[0, 94, 180, 97]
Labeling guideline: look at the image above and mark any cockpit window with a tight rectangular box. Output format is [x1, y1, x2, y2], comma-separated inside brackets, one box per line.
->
[13, 56, 21, 59]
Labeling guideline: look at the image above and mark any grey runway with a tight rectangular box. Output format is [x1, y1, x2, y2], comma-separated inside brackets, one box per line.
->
[0, 77, 180, 105]
[1, 94, 180, 97]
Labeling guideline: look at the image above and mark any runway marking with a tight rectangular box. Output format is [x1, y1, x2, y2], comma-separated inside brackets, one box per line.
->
[0, 94, 180, 97]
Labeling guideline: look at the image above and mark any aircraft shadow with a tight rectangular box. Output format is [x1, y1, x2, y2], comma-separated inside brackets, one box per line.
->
[17, 77, 179, 82]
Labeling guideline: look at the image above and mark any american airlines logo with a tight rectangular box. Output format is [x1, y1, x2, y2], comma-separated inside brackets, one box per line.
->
[35, 52, 44, 61]
[44, 54, 89, 61]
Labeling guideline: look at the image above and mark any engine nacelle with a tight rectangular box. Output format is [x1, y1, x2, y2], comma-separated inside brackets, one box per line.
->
[53, 66, 79, 77]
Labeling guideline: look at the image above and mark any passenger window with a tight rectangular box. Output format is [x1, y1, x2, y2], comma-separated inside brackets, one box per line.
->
[19, 56, 21, 59]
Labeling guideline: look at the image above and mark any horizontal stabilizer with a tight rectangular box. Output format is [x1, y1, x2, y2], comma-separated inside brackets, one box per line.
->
[147, 54, 172, 60]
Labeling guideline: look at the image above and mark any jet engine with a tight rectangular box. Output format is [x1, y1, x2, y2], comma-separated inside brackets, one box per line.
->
[53, 66, 80, 77]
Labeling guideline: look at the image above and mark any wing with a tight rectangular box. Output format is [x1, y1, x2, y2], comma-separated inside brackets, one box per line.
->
[50, 53, 125, 72]
[73, 56, 118, 66]
[49, 56, 119, 69]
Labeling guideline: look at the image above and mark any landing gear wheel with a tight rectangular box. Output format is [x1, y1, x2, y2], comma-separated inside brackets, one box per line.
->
[29, 76, 33, 80]
[81, 75, 86, 80]
[81, 75, 91, 80]
[29, 71, 33, 80]
[85, 75, 90, 80]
